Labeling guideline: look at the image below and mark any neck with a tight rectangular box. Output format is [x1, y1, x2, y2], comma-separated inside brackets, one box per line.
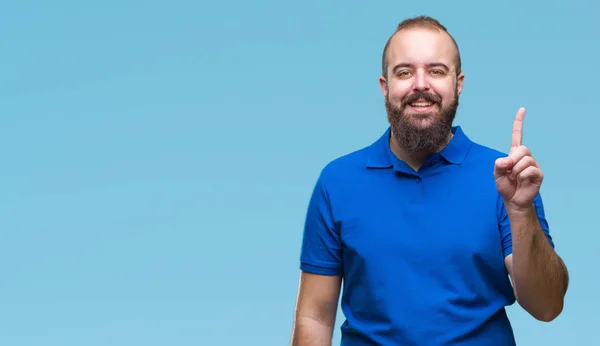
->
[389, 131, 453, 171]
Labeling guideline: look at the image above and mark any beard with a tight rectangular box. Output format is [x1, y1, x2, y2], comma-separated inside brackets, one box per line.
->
[385, 90, 459, 154]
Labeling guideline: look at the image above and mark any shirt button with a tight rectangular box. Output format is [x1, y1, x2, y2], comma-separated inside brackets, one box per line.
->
[416, 178, 422, 183]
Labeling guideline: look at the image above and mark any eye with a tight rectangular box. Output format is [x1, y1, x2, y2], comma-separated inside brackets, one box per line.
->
[396, 70, 412, 78]
[429, 69, 446, 76]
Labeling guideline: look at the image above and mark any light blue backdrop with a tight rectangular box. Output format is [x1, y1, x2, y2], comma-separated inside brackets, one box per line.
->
[1, 1, 596, 345]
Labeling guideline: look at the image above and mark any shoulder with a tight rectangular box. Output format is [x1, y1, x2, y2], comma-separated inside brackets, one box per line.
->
[318, 128, 390, 182]
[320, 146, 370, 180]
[465, 140, 508, 165]
[311, 146, 370, 200]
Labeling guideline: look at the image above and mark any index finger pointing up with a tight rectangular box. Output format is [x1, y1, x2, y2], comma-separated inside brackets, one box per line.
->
[511, 107, 526, 152]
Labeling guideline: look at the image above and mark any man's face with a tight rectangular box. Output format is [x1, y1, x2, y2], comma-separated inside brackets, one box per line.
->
[380, 27, 464, 153]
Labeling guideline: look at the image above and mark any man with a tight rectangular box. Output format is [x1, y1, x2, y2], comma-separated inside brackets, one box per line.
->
[290, 16, 569, 346]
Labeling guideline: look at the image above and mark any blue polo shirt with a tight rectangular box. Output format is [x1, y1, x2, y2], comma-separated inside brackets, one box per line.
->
[299, 126, 554, 345]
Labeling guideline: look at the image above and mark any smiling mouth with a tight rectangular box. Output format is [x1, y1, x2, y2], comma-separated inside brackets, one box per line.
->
[409, 99, 435, 108]
[410, 102, 433, 108]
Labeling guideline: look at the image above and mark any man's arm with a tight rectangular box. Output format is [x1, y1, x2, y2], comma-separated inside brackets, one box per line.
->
[290, 271, 342, 346]
[504, 205, 569, 322]
[495, 107, 569, 322]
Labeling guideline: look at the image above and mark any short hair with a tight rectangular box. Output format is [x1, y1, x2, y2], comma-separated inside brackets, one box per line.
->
[381, 16, 461, 78]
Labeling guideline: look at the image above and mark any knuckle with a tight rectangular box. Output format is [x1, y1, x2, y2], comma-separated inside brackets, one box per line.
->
[524, 156, 536, 165]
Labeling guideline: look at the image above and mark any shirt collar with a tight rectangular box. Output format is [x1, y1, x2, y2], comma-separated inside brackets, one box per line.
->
[366, 126, 473, 168]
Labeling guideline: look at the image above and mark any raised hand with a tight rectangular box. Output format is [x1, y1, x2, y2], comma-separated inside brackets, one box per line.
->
[494, 107, 543, 212]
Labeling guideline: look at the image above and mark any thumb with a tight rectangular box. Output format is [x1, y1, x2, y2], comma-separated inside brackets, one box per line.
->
[494, 157, 513, 178]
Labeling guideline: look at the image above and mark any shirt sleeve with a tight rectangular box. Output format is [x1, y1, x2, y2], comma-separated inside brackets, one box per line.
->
[498, 192, 555, 258]
[299, 173, 343, 276]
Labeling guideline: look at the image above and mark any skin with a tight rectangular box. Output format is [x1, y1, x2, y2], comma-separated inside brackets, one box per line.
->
[290, 273, 341, 346]
[379, 27, 464, 170]
[290, 26, 568, 345]
[495, 108, 569, 321]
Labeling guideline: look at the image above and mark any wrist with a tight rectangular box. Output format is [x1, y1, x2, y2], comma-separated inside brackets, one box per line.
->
[504, 201, 539, 240]
[504, 200, 536, 218]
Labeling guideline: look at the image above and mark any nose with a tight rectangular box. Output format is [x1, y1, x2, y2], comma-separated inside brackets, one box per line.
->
[412, 69, 430, 91]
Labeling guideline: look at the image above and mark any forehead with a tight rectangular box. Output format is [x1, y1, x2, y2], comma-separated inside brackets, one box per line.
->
[387, 28, 457, 70]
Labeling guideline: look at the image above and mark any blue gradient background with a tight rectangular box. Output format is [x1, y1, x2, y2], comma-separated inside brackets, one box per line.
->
[1, 1, 597, 345]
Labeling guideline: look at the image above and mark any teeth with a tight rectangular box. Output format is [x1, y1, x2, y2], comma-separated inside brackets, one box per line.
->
[410, 102, 432, 107]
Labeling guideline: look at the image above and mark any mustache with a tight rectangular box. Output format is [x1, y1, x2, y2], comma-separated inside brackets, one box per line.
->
[401, 92, 442, 107]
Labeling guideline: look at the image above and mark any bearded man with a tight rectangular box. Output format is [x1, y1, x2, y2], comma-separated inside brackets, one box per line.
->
[290, 15, 569, 346]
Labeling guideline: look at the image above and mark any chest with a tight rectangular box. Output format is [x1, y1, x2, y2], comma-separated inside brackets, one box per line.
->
[334, 172, 505, 271]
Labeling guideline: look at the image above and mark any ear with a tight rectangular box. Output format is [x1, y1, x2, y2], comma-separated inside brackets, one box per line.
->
[379, 76, 388, 98]
[456, 72, 465, 95]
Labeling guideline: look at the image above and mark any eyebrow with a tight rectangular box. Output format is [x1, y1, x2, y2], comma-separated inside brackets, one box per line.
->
[392, 62, 450, 73]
